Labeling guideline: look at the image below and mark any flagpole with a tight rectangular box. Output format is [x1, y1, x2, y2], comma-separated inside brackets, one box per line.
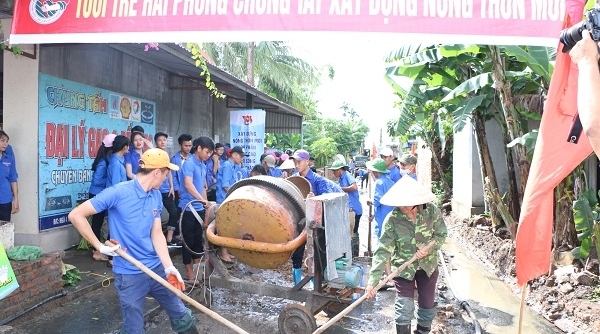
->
[518, 284, 527, 334]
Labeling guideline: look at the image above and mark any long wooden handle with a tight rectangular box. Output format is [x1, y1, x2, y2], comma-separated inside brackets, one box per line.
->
[105, 241, 249, 334]
[313, 240, 436, 334]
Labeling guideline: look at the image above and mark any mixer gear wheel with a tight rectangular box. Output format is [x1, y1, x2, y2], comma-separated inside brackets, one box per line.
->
[277, 304, 317, 334]
[225, 177, 306, 220]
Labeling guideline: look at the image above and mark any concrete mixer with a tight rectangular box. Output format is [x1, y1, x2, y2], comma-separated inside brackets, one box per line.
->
[199, 175, 364, 334]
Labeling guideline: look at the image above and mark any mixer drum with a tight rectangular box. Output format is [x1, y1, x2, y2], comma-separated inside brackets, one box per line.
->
[213, 176, 308, 269]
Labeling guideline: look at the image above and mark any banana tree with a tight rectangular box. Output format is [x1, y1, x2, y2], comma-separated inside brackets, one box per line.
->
[386, 44, 553, 227]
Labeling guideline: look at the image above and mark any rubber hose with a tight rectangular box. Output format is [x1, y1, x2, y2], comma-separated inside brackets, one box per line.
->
[438, 250, 482, 334]
[0, 289, 68, 326]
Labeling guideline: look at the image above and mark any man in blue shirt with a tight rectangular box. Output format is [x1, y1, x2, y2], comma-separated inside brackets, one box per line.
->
[358, 168, 368, 189]
[0, 131, 18, 221]
[155, 132, 178, 249]
[328, 160, 362, 257]
[366, 157, 395, 289]
[68, 149, 199, 334]
[205, 143, 223, 202]
[262, 154, 277, 177]
[215, 146, 245, 204]
[398, 153, 418, 180]
[167, 134, 192, 247]
[366, 158, 395, 238]
[289, 149, 343, 285]
[179, 136, 215, 283]
[380, 147, 401, 183]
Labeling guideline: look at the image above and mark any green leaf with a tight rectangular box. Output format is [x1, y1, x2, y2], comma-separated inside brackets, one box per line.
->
[442, 71, 529, 102]
[439, 45, 481, 57]
[501, 46, 550, 81]
[451, 95, 485, 133]
[506, 130, 538, 153]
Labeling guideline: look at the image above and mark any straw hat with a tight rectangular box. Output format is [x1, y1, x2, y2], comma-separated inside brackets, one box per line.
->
[278, 158, 295, 170]
[380, 175, 436, 207]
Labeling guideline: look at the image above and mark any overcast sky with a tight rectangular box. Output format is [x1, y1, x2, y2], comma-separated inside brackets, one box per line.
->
[290, 36, 402, 147]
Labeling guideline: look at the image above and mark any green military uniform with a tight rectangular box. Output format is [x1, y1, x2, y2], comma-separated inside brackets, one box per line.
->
[368, 203, 447, 333]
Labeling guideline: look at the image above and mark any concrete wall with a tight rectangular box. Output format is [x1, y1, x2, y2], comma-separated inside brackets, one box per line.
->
[453, 117, 544, 220]
[2, 19, 46, 249]
[452, 122, 482, 218]
[2, 39, 236, 252]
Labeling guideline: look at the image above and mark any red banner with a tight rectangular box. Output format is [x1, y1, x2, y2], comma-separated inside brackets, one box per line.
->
[10, 0, 566, 45]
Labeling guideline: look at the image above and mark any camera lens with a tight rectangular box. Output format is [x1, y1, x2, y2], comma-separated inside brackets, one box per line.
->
[560, 21, 585, 53]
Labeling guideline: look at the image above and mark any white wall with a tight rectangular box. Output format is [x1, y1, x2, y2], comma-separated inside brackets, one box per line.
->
[453, 122, 478, 218]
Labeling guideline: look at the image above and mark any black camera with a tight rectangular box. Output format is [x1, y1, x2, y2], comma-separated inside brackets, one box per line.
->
[560, 7, 600, 53]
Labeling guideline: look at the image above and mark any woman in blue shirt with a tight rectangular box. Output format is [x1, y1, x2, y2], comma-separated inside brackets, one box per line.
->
[0, 131, 18, 222]
[88, 133, 116, 261]
[107, 136, 130, 187]
[105, 135, 130, 267]
[125, 131, 145, 180]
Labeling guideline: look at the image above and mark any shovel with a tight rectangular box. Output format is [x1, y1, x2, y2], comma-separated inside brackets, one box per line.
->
[313, 240, 436, 334]
[105, 241, 249, 334]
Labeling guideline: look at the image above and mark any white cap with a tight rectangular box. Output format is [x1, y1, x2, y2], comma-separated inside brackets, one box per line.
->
[380, 147, 394, 157]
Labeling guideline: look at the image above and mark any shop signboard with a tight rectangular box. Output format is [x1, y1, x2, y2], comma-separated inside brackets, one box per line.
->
[38, 73, 156, 231]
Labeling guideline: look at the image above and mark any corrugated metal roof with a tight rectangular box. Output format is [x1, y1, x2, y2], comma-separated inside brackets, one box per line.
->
[110, 43, 303, 134]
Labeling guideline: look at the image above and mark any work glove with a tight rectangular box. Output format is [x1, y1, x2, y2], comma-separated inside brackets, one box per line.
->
[165, 266, 185, 291]
[99, 239, 121, 256]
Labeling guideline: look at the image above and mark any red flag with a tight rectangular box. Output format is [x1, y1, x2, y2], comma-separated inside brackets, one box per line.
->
[516, 2, 590, 285]
[371, 142, 377, 160]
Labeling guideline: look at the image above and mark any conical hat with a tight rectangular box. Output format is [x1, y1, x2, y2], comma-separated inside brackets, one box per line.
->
[380, 175, 436, 207]
[278, 158, 295, 170]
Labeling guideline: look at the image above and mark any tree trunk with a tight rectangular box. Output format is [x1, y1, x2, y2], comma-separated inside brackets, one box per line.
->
[553, 169, 580, 251]
[501, 128, 521, 221]
[428, 137, 452, 197]
[473, 111, 501, 226]
[489, 46, 531, 205]
[246, 42, 256, 86]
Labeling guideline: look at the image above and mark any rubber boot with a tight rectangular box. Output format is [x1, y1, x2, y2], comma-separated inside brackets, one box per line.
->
[351, 233, 360, 258]
[293, 268, 302, 285]
[178, 325, 200, 334]
[396, 324, 411, 334]
[172, 309, 198, 334]
[413, 324, 430, 334]
[415, 307, 435, 333]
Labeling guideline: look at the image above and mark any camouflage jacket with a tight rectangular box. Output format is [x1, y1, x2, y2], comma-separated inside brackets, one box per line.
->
[368, 204, 447, 285]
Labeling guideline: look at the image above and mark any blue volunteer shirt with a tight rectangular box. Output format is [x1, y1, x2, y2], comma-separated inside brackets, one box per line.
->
[124, 150, 141, 178]
[339, 171, 362, 215]
[158, 172, 172, 194]
[107, 154, 127, 187]
[90, 179, 163, 275]
[4, 145, 14, 158]
[216, 159, 237, 204]
[205, 156, 215, 188]
[170, 152, 187, 192]
[178, 154, 207, 212]
[298, 169, 343, 196]
[269, 167, 283, 177]
[236, 165, 248, 180]
[358, 169, 367, 179]
[388, 164, 401, 183]
[0, 152, 18, 204]
[374, 174, 395, 238]
[89, 159, 108, 195]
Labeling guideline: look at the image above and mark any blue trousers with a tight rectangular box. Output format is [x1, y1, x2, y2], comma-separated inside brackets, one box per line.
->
[114, 264, 192, 334]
